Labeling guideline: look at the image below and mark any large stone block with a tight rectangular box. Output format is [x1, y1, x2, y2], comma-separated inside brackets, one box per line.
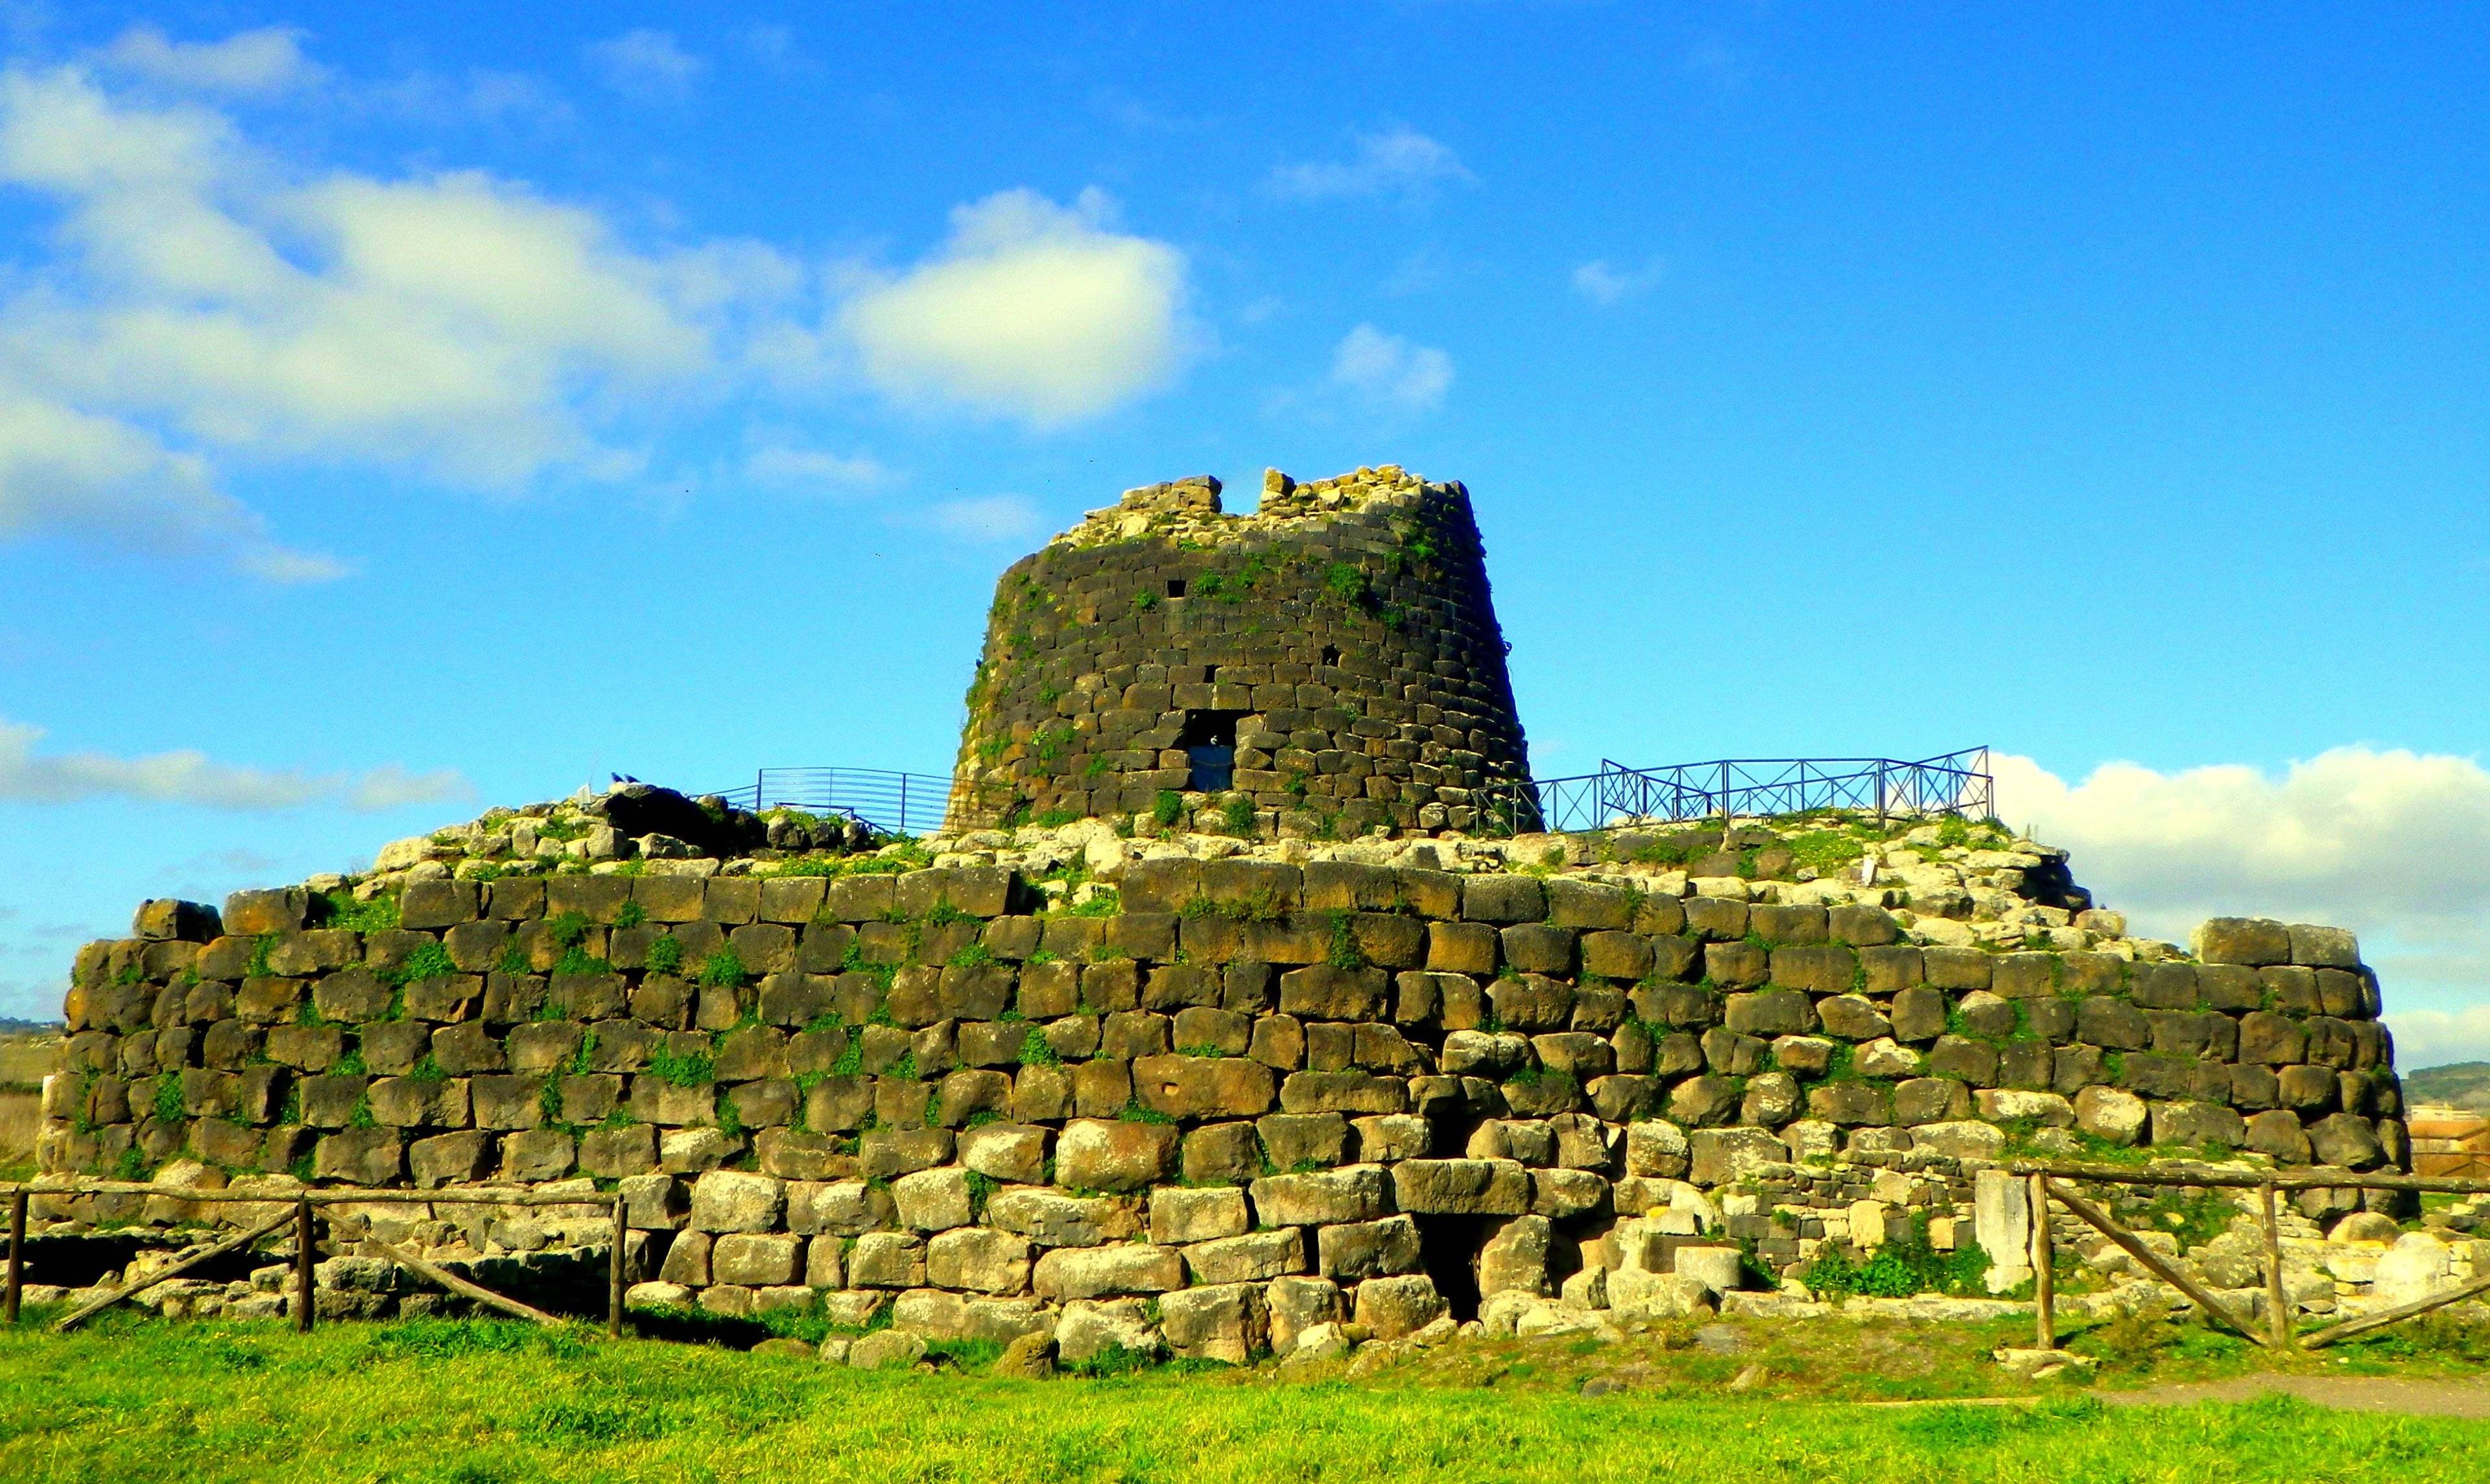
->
[985, 1188, 1137, 1248]
[1055, 1118, 1179, 1192]
[1130, 1054, 1277, 1120]
[894, 1167, 973, 1231]
[711, 1233, 801, 1287]
[2192, 917, 2292, 967]
[1152, 1185, 1250, 1243]
[1351, 1274, 1447, 1339]
[689, 1170, 785, 1232]
[1253, 1164, 1393, 1225]
[927, 1227, 1035, 1293]
[1278, 1070, 1406, 1115]
[1157, 1282, 1268, 1365]
[2150, 1100, 2247, 1149]
[1390, 1159, 1528, 1216]
[1033, 1242, 1187, 1300]
[1314, 1216, 1421, 1282]
[1186, 1228, 1306, 1284]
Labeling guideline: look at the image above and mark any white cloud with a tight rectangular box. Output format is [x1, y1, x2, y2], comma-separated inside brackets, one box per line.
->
[0, 396, 343, 580]
[914, 495, 1043, 543]
[1330, 324, 1453, 412]
[744, 443, 886, 493]
[1996, 746, 2490, 1066]
[347, 764, 478, 812]
[100, 25, 326, 97]
[1269, 127, 1475, 202]
[586, 30, 706, 101]
[0, 716, 472, 812]
[0, 62, 784, 569]
[1572, 257, 1665, 306]
[840, 188, 1192, 425]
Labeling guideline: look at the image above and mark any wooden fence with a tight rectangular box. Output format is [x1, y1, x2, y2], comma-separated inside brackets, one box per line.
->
[1, 1180, 628, 1337]
[2010, 1162, 2490, 1354]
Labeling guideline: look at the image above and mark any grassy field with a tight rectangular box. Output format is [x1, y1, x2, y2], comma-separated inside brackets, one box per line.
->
[4, 1308, 2489, 1483]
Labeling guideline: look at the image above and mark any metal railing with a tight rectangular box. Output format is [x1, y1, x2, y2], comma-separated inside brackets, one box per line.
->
[702, 768, 964, 837]
[1482, 748, 1993, 836]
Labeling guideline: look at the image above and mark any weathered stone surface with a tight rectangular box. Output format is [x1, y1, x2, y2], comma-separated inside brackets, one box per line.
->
[2074, 1085, 2148, 1146]
[1315, 1216, 1421, 1282]
[2150, 1100, 2247, 1149]
[2308, 1112, 2384, 1168]
[1352, 1273, 1447, 1339]
[1033, 1243, 1187, 1300]
[1186, 1228, 1306, 1284]
[894, 1168, 973, 1232]
[1159, 1282, 1269, 1365]
[1055, 1298, 1161, 1364]
[711, 1233, 801, 1287]
[1689, 1127, 1786, 1186]
[1151, 1186, 1249, 1244]
[848, 1232, 926, 1288]
[1390, 1159, 1528, 1216]
[959, 1123, 1049, 1185]
[985, 1188, 1137, 1248]
[1255, 1164, 1393, 1225]
[2192, 917, 2293, 967]
[927, 1227, 1035, 1293]
[1477, 1213, 1554, 1297]
[1624, 1118, 1689, 1178]
[1130, 1054, 1277, 1120]
[689, 1170, 785, 1233]
[1055, 1118, 1179, 1192]
[1264, 1274, 1346, 1355]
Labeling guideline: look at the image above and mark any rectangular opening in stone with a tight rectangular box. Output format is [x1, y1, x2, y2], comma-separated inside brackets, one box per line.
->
[1412, 1214, 1495, 1323]
[1166, 578, 1186, 598]
[1176, 709, 1242, 793]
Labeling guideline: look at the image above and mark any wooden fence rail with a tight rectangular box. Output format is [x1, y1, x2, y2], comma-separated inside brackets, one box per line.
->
[1, 1179, 628, 1338]
[2009, 1160, 2490, 1357]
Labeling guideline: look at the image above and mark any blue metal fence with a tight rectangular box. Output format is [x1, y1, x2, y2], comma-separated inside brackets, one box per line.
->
[704, 746, 1995, 840]
[702, 768, 964, 838]
[1481, 748, 1993, 836]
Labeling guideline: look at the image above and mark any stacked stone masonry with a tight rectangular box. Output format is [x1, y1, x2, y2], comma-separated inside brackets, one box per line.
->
[36, 826, 2411, 1359]
[945, 466, 1533, 836]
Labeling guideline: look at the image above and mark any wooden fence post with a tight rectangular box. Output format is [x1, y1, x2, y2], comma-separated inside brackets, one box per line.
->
[294, 1197, 314, 1335]
[608, 1194, 626, 1339]
[4, 1188, 25, 1325]
[2260, 1181, 2293, 1350]
[2029, 1172, 2054, 1350]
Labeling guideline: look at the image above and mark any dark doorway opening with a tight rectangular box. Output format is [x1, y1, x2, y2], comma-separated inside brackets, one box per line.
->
[1319, 644, 1340, 666]
[1412, 1214, 1496, 1322]
[1166, 578, 1187, 598]
[1176, 709, 1245, 793]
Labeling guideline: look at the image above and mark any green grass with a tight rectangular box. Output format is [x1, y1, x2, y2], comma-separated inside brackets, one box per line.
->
[2, 1315, 2488, 1482]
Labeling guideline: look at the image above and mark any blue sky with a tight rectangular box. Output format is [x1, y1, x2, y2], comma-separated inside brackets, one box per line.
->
[2, 4, 2487, 1063]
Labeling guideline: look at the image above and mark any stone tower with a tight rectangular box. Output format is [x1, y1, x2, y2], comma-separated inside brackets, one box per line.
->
[946, 465, 1533, 835]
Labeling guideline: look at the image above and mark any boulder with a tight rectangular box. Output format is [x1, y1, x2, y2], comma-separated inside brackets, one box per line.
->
[1352, 1273, 1448, 1339]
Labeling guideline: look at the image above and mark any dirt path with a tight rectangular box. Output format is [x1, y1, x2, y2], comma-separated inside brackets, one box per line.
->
[2099, 1374, 2490, 1419]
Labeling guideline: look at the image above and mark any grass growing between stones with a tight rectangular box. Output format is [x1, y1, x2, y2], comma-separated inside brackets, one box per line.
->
[5, 1312, 2490, 1483]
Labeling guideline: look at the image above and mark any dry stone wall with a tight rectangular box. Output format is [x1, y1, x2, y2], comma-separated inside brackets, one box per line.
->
[946, 466, 1532, 837]
[32, 805, 2411, 1359]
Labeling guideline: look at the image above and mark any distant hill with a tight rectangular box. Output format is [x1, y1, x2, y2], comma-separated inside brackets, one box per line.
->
[0, 1018, 60, 1037]
[2406, 1062, 2490, 1113]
